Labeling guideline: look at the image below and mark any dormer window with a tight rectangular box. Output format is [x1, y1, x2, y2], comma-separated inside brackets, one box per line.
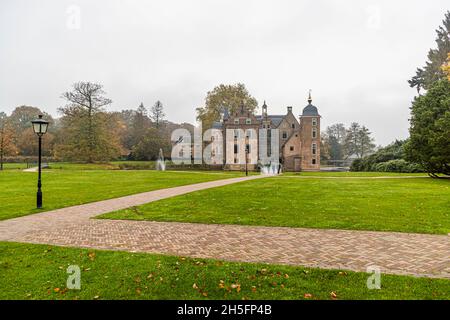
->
[234, 119, 239, 124]
[246, 118, 251, 125]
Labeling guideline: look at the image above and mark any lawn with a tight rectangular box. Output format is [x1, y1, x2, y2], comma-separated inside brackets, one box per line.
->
[0, 169, 244, 220]
[0, 242, 448, 300]
[100, 175, 450, 234]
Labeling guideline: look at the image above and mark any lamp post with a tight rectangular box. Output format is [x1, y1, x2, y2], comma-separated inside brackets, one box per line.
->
[31, 115, 49, 208]
[245, 135, 249, 176]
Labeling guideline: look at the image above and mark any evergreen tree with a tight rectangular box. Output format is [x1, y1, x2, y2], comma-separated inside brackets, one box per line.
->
[151, 101, 165, 128]
[409, 11, 450, 93]
[405, 79, 450, 177]
[344, 123, 376, 159]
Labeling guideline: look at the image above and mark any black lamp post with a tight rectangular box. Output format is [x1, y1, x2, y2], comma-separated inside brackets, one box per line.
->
[245, 136, 249, 176]
[31, 115, 49, 208]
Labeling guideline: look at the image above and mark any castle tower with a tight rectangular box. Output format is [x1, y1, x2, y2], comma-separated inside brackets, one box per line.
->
[299, 90, 320, 171]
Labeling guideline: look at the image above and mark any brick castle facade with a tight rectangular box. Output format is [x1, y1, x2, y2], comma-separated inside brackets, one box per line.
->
[211, 93, 321, 172]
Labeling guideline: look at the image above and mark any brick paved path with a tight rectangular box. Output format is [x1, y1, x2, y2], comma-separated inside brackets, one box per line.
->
[1, 175, 449, 279]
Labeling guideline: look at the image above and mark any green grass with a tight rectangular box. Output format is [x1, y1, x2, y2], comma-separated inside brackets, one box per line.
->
[0, 163, 28, 170]
[0, 242, 448, 300]
[101, 175, 450, 234]
[0, 169, 243, 220]
[283, 171, 427, 177]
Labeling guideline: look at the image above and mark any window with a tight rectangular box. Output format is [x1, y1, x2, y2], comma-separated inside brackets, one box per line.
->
[312, 118, 317, 126]
[312, 143, 317, 155]
[291, 123, 295, 129]
[282, 131, 288, 139]
[290, 146, 294, 151]
[246, 129, 253, 138]
[312, 128, 317, 139]
[234, 119, 239, 124]
[312, 158, 316, 165]
[246, 118, 252, 124]
[234, 144, 238, 154]
[246, 144, 251, 153]
[234, 129, 240, 138]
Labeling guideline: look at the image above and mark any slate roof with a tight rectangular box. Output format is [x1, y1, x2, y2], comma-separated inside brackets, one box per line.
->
[302, 103, 319, 116]
[255, 115, 285, 127]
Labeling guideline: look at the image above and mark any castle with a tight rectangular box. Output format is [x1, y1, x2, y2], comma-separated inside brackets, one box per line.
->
[211, 93, 321, 172]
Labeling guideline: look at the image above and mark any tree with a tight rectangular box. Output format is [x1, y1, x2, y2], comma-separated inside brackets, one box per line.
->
[408, 11, 450, 93]
[150, 101, 165, 128]
[344, 122, 376, 159]
[350, 139, 423, 173]
[324, 123, 347, 160]
[196, 83, 258, 129]
[131, 103, 151, 144]
[130, 127, 171, 160]
[356, 126, 376, 158]
[56, 82, 120, 162]
[8, 106, 54, 155]
[405, 79, 450, 177]
[0, 113, 17, 170]
[442, 53, 450, 81]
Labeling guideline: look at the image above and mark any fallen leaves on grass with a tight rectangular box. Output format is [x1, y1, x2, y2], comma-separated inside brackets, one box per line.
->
[88, 252, 96, 261]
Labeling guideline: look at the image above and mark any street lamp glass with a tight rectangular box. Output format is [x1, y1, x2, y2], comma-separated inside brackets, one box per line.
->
[31, 115, 49, 135]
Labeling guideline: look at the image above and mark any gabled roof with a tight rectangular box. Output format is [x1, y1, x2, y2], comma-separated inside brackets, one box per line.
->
[255, 115, 285, 127]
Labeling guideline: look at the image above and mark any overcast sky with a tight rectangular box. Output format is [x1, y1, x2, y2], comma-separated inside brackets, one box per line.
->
[0, 0, 448, 145]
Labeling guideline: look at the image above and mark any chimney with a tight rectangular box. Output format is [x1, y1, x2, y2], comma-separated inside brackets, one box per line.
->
[287, 106, 293, 113]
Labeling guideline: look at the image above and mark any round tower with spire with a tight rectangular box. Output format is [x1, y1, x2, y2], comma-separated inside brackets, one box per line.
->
[299, 90, 320, 170]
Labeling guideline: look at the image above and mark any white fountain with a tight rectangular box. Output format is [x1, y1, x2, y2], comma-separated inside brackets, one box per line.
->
[260, 162, 280, 175]
[156, 148, 166, 171]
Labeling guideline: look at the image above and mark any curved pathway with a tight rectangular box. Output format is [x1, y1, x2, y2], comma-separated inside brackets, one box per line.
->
[0, 175, 449, 279]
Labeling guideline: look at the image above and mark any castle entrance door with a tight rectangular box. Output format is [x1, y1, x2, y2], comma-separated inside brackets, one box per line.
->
[294, 157, 301, 172]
